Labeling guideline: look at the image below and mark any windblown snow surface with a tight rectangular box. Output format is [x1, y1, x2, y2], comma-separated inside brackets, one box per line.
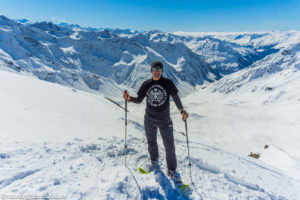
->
[0, 61, 300, 200]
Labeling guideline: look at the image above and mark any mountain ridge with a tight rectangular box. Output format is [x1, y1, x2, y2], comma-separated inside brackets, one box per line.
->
[1, 15, 299, 97]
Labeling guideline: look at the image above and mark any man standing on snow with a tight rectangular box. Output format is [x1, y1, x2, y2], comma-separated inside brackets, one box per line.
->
[122, 60, 188, 181]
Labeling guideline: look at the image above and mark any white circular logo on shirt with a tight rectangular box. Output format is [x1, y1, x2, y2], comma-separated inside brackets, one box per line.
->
[146, 84, 167, 107]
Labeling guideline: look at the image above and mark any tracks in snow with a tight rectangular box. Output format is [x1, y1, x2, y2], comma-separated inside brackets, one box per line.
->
[1, 135, 299, 199]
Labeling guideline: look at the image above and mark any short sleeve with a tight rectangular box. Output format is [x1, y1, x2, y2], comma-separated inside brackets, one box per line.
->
[169, 80, 178, 96]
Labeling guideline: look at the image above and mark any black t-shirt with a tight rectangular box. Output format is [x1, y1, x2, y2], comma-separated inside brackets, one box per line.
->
[136, 76, 178, 118]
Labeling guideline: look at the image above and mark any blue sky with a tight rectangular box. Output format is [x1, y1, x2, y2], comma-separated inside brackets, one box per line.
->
[0, 0, 299, 32]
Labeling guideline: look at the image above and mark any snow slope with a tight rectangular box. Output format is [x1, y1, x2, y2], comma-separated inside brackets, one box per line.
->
[1, 69, 300, 199]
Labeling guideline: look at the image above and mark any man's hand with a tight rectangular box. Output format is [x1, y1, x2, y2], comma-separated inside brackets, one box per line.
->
[180, 110, 189, 121]
[122, 90, 131, 102]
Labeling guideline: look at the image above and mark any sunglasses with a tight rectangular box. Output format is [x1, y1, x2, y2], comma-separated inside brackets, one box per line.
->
[151, 67, 163, 72]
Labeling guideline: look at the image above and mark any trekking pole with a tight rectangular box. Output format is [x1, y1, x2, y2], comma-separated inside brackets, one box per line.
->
[184, 119, 193, 185]
[124, 90, 128, 166]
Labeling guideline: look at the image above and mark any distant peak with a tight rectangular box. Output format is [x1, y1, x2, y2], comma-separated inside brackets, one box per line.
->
[0, 15, 16, 25]
[17, 19, 30, 24]
[147, 29, 162, 34]
[0, 15, 9, 21]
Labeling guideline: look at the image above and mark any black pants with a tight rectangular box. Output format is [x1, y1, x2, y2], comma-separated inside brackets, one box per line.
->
[144, 115, 177, 171]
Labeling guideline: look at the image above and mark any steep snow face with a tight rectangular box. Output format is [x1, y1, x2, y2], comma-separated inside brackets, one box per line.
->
[206, 42, 300, 94]
[0, 15, 215, 97]
[2, 15, 298, 97]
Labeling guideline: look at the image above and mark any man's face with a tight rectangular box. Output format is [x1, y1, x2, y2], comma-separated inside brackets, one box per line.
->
[151, 67, 163, 80]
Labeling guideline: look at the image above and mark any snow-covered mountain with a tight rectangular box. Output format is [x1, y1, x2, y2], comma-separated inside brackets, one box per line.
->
[2, 15, 299, 97]
[203, 41, 300, 94]
[1, 15, 300, 199]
